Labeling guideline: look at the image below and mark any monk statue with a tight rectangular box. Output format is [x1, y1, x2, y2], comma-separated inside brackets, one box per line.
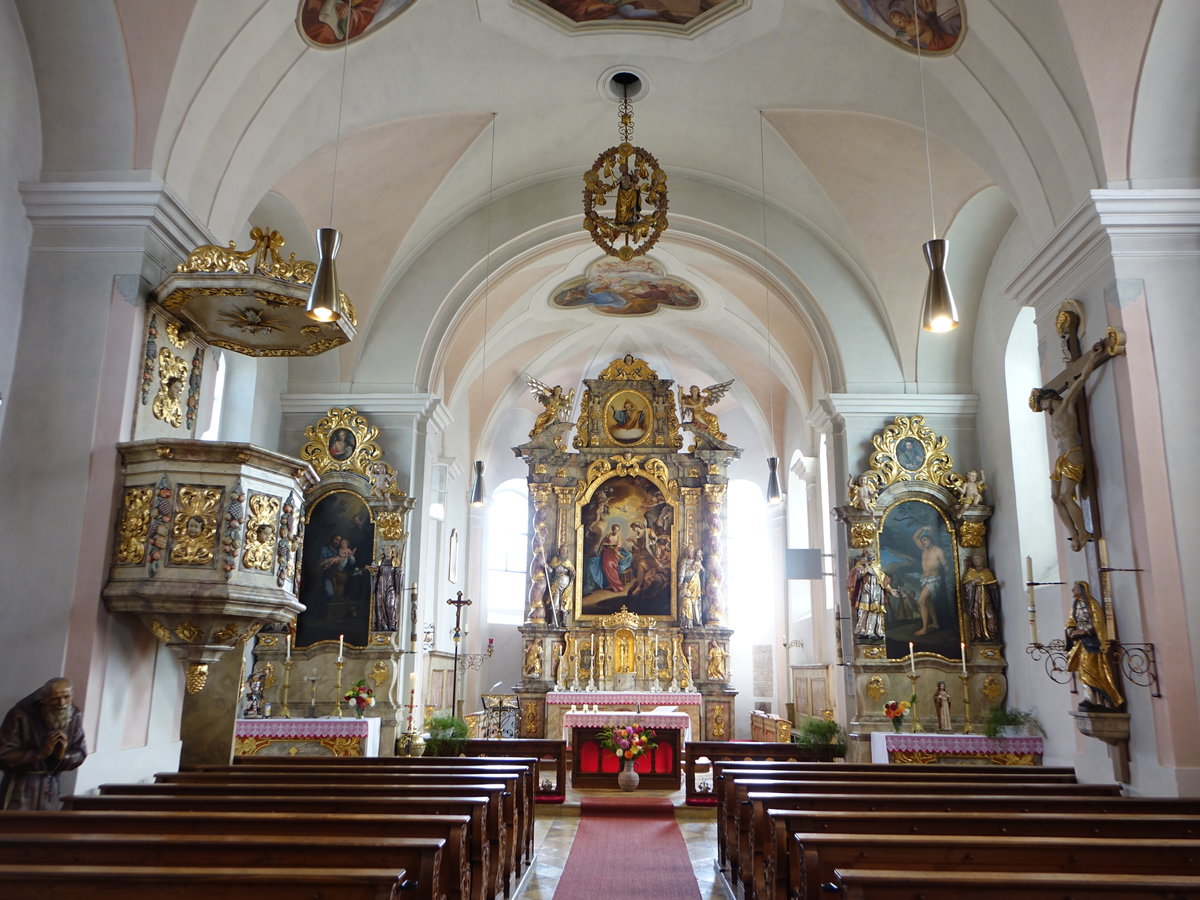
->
[0, 678, 87, 810]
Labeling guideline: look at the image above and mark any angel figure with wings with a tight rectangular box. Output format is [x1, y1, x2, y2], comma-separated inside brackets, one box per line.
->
[678, 380, 734, 443]
[526, 375, 575, 443]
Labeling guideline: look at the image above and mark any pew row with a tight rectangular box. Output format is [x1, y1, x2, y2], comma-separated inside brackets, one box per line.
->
[829, 868, 1200, 899]
[789, 831, 1200, 900]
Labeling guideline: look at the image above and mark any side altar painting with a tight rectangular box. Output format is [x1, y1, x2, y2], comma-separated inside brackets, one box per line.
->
[513, 354, 740, 742]
[836, 415, 1005, 737]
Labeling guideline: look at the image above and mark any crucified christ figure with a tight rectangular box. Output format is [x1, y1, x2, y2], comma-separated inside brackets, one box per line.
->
[1029, 342, 1109, 551]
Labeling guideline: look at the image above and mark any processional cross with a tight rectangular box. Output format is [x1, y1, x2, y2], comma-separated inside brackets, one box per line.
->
[447, 591, 472, 713]
[1028, 308, 1124, 552]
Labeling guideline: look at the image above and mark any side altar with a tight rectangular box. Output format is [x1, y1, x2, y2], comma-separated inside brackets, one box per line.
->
[512, 356, 739, 742]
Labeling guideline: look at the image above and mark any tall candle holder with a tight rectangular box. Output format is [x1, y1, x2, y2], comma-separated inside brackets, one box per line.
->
[958, 672, 973, 733]
[905, 673, 924, 732]
[280, 658, 294, 718]
[334, 658, 345, 717]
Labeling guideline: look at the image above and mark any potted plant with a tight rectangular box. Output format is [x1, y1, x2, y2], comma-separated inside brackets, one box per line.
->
[792, 716, 846, 759]
[983, 705, 1045, 738]
[424, 713, 470, 756]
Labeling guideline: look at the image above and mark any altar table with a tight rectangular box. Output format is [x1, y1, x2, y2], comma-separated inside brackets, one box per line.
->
[544, 691, 701, 749]
[870, 731, 1043, 766]
[564, 710, 690, 789]
[234, 717, 381, 757]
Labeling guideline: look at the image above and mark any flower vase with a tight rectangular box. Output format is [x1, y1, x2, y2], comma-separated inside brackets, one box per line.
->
[891, 716, 904, 733]
[617, 758, 639, 792]
[355, 705, 365, 720]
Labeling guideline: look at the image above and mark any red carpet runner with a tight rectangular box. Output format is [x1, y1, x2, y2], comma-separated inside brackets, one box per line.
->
[553, 797, 701, 900]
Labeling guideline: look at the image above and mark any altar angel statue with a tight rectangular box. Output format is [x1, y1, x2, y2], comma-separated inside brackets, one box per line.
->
[678, 379, 734, 443]
[526, 374, 575, 443]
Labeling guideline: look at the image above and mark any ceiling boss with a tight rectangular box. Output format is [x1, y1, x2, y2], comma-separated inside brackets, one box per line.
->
[582, 74, 668, 260]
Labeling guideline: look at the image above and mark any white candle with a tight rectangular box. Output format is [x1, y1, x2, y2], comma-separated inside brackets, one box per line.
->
[960, 642, 967, 675]
[338, 633, 344, 662]
[908, 642, 915, 675]
[286, 634, 291, 661]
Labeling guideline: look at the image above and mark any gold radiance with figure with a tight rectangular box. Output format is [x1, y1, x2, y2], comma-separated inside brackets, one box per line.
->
[582, 78, 668, 260]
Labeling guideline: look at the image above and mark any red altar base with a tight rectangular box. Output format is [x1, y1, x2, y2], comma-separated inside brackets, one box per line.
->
[572, 726, 680, 790]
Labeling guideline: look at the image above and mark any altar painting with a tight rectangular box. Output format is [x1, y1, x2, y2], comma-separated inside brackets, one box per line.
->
[296, 491, 375, 648]
[578, 474, 675, 618]
[877, 498, 963, 660]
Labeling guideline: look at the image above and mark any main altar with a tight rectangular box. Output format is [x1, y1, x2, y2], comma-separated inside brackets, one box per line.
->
[512, 356, 739, 744]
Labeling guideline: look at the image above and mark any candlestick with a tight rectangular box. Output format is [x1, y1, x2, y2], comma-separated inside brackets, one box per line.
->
[334, 658, 345, 717]
[908, 642, 915, 675]
[960, 642, 967, 675]
[958, 672, 973, 734]
[1025, 555, 1038, 645]
[281, 657, 294, 718]
[905, 673, 923, 732]
[338, 633, 344, 662]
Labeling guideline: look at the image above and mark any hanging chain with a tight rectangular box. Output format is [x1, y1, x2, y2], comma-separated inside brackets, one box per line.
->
[618, 93, 634, 144]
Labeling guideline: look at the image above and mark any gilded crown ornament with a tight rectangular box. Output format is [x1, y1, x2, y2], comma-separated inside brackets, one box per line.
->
[582, 82, 668, 260]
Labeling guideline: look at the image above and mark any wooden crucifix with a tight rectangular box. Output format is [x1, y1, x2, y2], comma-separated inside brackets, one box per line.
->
[1028, 306, 1125, 552]
[446, 591, 472, 713]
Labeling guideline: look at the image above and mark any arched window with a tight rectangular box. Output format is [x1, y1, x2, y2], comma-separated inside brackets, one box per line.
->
[485, 478, 528, 625]
[727, 478, 774, 636]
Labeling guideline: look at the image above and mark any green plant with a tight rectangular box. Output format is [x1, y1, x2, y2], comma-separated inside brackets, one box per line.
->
[983, 705, 1045, 738]
[424, 713, 469, 756]
[793, 716, 846, 757]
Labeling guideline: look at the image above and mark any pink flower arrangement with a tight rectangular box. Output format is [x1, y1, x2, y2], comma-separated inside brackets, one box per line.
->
[344, 678, 376, 712]
[597, 723, 658, 761]
[883, 699, 910, 720]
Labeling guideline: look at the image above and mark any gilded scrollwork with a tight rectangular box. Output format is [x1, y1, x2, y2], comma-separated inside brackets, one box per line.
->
[169, 485, 223, 566]
[152, 347, 189, 428]
[370, 660, 390, 687]
[981, 675, 1004, 702]
[376, 510, 406, 542]
[115, 486, 154, 566]
[959, 520, 986, 547]
[598, 354, 659, 382]
[865, 674, 887, 701]
[221, 479, 245, 580]
[865, 415, 962, 491]
[242, 493, 281, 571]
[149, 620, 173, 643]
[300, 407, 384, 477]
[849, 522, 877, 548]
[175, 620, 201, 642]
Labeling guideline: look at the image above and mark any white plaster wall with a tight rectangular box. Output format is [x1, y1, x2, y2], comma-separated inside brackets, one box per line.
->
[0, 4, 40, 442]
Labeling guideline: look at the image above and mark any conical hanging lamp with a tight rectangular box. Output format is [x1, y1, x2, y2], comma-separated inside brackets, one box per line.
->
[306, 16, 350, 323]
[469, 460, 486, 507]
[914, 1, 958, 333]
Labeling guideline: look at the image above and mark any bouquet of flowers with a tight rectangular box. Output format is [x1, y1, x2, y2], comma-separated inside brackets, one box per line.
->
[344, 678, 376, 716]
[883, 696, 914, 731]
[597, 723, 657, 761]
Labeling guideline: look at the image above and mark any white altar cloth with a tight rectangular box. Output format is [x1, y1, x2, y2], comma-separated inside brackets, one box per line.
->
[870, 731, 1043, 764]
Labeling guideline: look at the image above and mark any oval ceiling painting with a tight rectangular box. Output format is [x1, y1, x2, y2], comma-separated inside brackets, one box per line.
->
[533, 0, 733, 26]
[298, 0, 417, 48]
[836, 0, 965, 55]
[551, 257, 701, 317]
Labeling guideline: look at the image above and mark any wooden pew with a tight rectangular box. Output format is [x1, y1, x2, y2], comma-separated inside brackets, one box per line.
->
[0, 810, 471, 900]
[0, 832, 445, 900]
[712, 761, 1078, 873]
[830, 868, 1200, 899]
[725, 776, 1122, 894]
[789, 832, 1200, 900]
[160, 765, 532, 877]
[67, 793, 495, 900]
[740, 792, 1200, 900]
[462, 740, 568, 800]
[767, 809, 1200, 900]
[0, 864, 410, 900]
[182, 760, 534, 870]
[685, 741, 839, 803]
[96, 778, 515, 898]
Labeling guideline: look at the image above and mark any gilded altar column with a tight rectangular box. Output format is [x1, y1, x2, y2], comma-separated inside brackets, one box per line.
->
[702, 483, 728, 625]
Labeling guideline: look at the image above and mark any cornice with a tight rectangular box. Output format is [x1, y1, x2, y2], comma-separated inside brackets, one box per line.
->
[1006, 189, 1200, 310]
